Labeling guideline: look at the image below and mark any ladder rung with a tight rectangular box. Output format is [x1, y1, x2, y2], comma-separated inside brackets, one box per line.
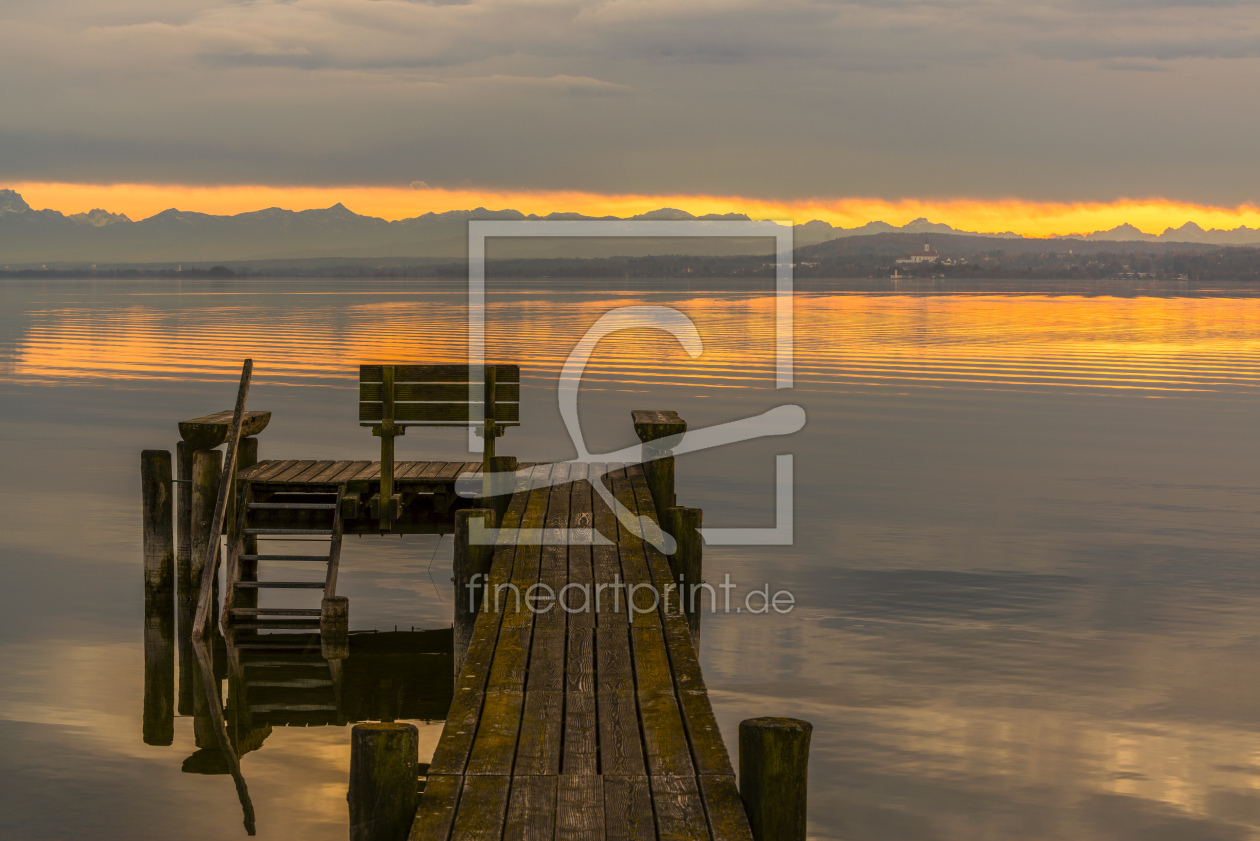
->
[232, 620, 322, 631]
[250, 703, 336, 713]
[231, 607, 322, 616]
[248, 502, 338, 510]
[246, 679, 334, 688]
[234, 581, 326, 589]
[239, 554, 330, 562]
[243, 529, 335, 537]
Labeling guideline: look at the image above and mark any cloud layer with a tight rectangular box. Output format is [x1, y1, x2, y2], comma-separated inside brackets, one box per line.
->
[4, 0, 1260, 202]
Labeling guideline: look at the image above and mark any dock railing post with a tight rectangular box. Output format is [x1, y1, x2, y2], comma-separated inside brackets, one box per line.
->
[631, 410, 688, 523]
[349, 722, 419, 841]
[739, 717, 813, 841]
[665, 506, 703, 640]
[453, 508, 497, 676]
[488, 455, 517, 522]
[142, 449, 175, 595]
[190, 449, 223, 626]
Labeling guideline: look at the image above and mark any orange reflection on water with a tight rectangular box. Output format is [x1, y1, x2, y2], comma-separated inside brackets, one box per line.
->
[9, 290, 1260, 397]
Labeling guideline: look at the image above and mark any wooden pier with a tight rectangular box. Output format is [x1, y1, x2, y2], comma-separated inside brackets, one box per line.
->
[143, 362, 809, 841]
[412, 461, 752, 841]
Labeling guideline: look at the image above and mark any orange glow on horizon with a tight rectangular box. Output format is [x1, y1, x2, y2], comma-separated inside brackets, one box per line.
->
[10, 182, 1260, 239]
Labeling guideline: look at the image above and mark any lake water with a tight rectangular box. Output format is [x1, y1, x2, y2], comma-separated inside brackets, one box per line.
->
[3, 276, 1260, 840]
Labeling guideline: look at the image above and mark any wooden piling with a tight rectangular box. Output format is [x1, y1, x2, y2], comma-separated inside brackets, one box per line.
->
[142, 593, 175, 746]
[321, 596, 350, 661]
[176, 440, 194, 596]
[141, 449, 175, 594]
[739, 717, 812, 841]
[631, 410, 687, 522]
[453, 508, 496, 676]
[666, 506, 703, 640]
[349, 722, 419, 841]
[190, 449, 223, 624]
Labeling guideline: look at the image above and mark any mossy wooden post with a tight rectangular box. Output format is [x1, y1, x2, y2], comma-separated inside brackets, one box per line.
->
[739, 717, 813, 841]
[666, 506, 703, 640]
[348, 722, 419, 841]
[632, 410, 687, 522]
[321, 596, 349, 661]
[143, 592, 175, 746]
[373, 366, 401, 529]
[453, 508, 496, 676]
[142, 449, 174, 595]
[190, 449, 223, 626]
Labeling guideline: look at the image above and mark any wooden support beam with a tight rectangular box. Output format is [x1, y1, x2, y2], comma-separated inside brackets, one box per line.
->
[190, 448, 223, 628]
[739, 717, 812, 841]
[141, 449, 174, 595]
[142, 592, 174, 746]
[665, 507, 703, 642]
[321, 596, 349, 661]
[631, 410, 686, 522]
[349, 723, 420, 841]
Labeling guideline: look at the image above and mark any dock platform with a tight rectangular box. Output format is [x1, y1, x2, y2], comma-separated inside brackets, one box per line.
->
[412, 462, 752, 841]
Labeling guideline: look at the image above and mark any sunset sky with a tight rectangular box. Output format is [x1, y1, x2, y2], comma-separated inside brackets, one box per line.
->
[5, 1, 1260, 235]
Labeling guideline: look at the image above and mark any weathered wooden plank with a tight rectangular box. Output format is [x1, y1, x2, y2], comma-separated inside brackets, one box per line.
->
[637, 691, 695, 778]
[426, 681, 486, 775]
[409, 774, 463, 841]
[503, 775, 558, 841]
[537, 467, 572, 629]
[270, 460, 317, 483]
[591, 464, 629, 627]
[677, 690, 735, 777]
[568, 465, 596, 628]
[488, 624, 533, 691]
[327, 460, 373, 484]
[360, 381, 521, 403]
[449, 775, 512, 841]
[563, 687, 598, 776]
[360, 402, 521, 424]
[527, 626, 566, 694]
[466, 689, 526, 775]
[361, 364, 520, 383]
[596, 625, 635, 693]
[306, 459, 354, 485]
[603, 776, 654, 841]
[513, 689, 563, 776]
[629, 626, 674, 698]
[697, 776, 754, 841]
[239, 459, 281, 481]
[610, 477, 662, 629]
[437, 460, 472, 482]
[650, 776, 708, 841]
[597, 691, 646, 776]
[556, 775, 604, 841]
[567, 626, 595, 695]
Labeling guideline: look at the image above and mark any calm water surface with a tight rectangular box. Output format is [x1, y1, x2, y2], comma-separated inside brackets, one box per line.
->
[3, 277, 1260, 840]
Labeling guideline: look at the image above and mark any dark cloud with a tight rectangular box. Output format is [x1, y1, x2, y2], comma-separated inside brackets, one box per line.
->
[3, 1, 1260, 201]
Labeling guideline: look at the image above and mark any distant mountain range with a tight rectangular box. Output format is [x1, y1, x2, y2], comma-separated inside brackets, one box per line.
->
[2, 188, 1258, 266]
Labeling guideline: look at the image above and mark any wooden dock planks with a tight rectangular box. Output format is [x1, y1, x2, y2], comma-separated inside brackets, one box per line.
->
[411, 463, 751, 841]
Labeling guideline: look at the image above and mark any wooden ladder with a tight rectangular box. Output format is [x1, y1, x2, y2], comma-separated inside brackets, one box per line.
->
[224, 483, 345, 632]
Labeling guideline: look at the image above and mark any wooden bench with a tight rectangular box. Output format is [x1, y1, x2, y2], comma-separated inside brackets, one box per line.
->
[358, 364, 520, 527]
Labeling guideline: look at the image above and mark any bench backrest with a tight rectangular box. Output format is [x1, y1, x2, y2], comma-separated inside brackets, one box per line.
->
[358, 364, 520, 428]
